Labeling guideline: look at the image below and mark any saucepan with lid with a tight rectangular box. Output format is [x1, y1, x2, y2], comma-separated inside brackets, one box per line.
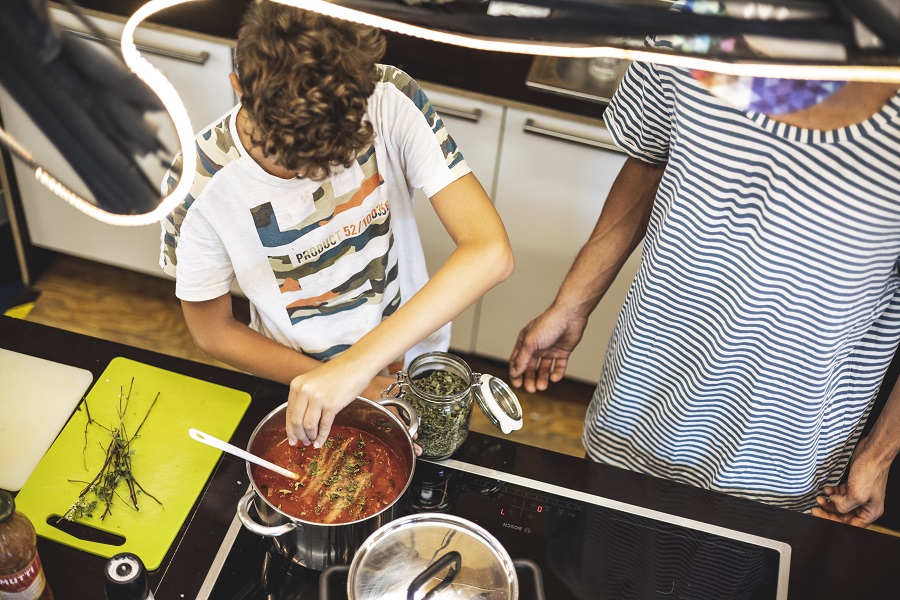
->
[237, 396, 418, 570]
[320, 513, 546, 599]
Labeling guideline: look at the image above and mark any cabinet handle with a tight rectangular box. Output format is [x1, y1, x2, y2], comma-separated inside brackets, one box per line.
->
[433, 104, 483, 123]
[62, 28, 210, 66]
[522, 118, 623, 153]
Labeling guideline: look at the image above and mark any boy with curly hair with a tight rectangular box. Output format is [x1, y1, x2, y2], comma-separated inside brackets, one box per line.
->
[160, 0, 513, 448]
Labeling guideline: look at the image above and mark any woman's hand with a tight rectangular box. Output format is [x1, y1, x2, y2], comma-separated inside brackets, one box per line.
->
[509, 304, 588, 393]
[812, 435, 892, 527]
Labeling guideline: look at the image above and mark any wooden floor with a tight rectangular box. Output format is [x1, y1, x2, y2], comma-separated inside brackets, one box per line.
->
[21, 254, 591, 457]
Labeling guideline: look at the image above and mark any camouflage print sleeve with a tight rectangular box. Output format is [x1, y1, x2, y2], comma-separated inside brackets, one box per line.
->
[159, 109, 241, 277]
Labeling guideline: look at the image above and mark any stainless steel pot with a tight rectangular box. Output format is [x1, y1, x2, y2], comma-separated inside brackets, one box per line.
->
[320, 513, 546, 599]
[237, 396, 418, 570]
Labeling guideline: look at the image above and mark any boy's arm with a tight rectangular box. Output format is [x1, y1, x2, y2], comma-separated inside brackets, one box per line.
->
[180, 295, 396, 400]
[285, 172, 514, 447]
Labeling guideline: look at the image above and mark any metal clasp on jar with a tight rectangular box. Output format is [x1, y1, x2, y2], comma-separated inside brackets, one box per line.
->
[380, 372, 408, 400]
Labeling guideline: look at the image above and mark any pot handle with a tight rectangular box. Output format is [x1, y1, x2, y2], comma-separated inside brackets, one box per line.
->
[319, 565, 350, 600]
[237, 489, 300, 538]
[377, 397, 419, 440]
[514, 558, 547, 600]
[406, 550, 461, 600]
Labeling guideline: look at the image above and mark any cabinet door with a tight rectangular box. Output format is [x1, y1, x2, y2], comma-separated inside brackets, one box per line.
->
[0, 8, 235, 278]
[412, 87, 504, 353]
[475, 107, 636, 383]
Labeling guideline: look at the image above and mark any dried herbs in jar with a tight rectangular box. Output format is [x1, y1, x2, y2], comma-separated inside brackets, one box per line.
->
[413, 370, 468, 397]
[402, 353, 475, 459]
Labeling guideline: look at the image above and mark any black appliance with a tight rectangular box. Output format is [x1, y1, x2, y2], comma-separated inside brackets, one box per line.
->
[199, 458, 790, 600]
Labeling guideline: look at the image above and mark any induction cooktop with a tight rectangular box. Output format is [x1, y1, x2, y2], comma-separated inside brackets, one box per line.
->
[198, 458, 790, 600]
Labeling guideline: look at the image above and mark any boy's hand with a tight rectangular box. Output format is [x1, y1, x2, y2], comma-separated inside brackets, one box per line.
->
[285, 360, 373, 448]
[286, 368, 423, 456]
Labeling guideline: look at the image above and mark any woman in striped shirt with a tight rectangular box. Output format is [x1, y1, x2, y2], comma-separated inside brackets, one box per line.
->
[509, 59, 900, 527]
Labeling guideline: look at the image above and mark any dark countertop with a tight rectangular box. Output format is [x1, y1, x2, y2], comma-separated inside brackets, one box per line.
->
[66, 0, 608, 121]
[3, 315, 900, 598]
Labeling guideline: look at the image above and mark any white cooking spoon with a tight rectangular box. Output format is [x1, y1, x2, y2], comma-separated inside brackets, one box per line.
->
[188, 428, 300, 480]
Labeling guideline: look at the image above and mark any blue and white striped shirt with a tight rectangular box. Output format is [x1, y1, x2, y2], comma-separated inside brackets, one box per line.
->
[593, 61, 900, 511]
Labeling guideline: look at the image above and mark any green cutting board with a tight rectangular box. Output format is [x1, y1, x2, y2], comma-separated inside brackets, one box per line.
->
[15, 357, 252, 570]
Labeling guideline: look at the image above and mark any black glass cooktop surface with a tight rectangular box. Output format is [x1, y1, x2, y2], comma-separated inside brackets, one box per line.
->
[200, 458, 789, 600]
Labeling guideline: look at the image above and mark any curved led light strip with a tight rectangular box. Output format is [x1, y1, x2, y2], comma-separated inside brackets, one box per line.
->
[22, 0, 198, 226]
[274, 0, 900, 83]
[114, 0, 198, 225]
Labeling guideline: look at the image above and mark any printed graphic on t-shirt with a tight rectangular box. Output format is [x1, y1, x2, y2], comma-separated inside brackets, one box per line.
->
[260, 144, 401, 335]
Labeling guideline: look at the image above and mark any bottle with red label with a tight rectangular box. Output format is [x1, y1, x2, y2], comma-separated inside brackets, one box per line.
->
[0, 490, 54, 600]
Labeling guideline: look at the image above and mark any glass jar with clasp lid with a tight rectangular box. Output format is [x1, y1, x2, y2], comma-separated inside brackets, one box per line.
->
[383, 352, 523, 460]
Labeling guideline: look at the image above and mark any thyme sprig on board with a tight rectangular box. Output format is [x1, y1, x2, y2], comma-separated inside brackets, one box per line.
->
[61, 378, 163, 522]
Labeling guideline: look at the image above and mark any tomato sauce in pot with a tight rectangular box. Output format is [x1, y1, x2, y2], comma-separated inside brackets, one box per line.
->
[251, 426, 408, 524]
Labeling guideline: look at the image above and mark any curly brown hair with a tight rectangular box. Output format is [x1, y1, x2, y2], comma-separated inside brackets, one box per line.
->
[234, 1, 386, 180]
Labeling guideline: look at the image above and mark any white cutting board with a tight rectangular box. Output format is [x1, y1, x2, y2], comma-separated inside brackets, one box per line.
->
[0, 349, 94, 491]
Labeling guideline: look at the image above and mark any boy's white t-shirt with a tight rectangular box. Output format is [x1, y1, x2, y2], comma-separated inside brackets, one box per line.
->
[160, 66, 470, 366]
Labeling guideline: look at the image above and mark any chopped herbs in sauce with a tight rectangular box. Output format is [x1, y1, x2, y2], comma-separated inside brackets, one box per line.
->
[253, 425, 407, 524]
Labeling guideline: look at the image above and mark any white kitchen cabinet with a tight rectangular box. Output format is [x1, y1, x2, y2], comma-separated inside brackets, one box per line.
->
[475, 107, 638, 383]
[0, 7, 235, 278]
[412, 86, 505, 353]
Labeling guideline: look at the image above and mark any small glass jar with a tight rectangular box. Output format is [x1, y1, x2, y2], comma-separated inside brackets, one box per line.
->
[385, 352, 523, 460]
[0, 490, 54, 600]
[402, 352, 474, 460]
